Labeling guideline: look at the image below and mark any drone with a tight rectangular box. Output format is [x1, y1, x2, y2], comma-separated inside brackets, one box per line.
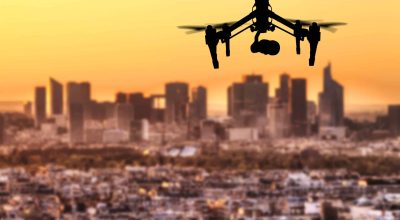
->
[178, 0, 346, 69]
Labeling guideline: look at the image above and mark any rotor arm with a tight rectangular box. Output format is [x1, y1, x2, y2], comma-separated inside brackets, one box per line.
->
[269, 11, 296, 31]
[215, 11, 256, 58]
[226, 11, 257, 34]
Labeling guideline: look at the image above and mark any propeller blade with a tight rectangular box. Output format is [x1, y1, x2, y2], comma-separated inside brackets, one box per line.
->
[318, 22, 347, 28]
[177, 25, 207, 31]
[286, 18, 347, 32]
[286, 18, 322, 26]
[178, 21, 236, 34]
[208, 21, 236, 29]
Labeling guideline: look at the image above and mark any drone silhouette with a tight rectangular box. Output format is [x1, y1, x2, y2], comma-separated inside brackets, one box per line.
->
[178, 0, 346, 69]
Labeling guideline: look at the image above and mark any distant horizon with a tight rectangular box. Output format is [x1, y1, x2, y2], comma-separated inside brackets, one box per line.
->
[0, 100, 392, 116]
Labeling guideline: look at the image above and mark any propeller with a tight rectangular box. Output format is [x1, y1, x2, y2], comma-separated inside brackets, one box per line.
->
[286, 19, 347, 33]
[178, 21, 236, 34]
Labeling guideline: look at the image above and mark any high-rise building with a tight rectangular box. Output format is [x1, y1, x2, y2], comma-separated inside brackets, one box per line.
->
[116, 92, 127, 104]
[34, 86, 46, 126]
[50, 78, 63, 115]
[268, 99, 290, 138]
[388, 105, 400, 136]
[67, 82, 91, 121]
[228, 75, 268, 125]
[128, 93, 152, 120]
[291, 78, 308, 136]
[67, 82, 91, 107]
[87, 101, 115, 122]
[190, 86, 207, 121]
[69, 103, 84, 144]
[115, 103, 134, 131]
[319, 63, 344, 126]
[307, 101, 317, 124]
[165, 82, 189, 123]
[150, 94, 165, 123]
[276, 73, 290, 104]
[0, 114, 4, 145]
[24, 102, 32, 116]
[130, 119, 150, 142]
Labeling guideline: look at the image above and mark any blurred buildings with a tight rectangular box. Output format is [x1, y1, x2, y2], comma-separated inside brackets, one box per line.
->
[165, 82, 189, 124]
[25, 62, 400, 145]
[388, 105, 400, 136]
[228, 75, 268, 126]
[319, 63, 344, 127]
[50, 78, 63, 116]
[34, 86, 46, 126]
[190, 86, 207, 121]
[69, 103, 84, 144]
[291, 78, 308, 137]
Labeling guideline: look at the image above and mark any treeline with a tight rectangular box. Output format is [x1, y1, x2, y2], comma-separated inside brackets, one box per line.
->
[0, 147, 399, 176]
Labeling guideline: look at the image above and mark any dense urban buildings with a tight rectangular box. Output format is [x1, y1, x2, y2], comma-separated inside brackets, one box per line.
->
[228, 75, 269, 126]
[165, 82, 189, 124]
[34, 86, 46, 126]
[2, 64, 400, 220]
[10, 63, 400, 145]
[319, 63, 344, 127]
[50, 78, 63, 116]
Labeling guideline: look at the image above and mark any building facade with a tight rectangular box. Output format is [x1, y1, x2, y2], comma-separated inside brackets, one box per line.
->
[291, 78, 308, 136]
[190, 86, 207, 121]
[165, 82, 189, 123]
[228, 75, 269, 126]
[318, 63, 344, 127]
[35, 86, 46, 126]
[50, 78, 63, 115]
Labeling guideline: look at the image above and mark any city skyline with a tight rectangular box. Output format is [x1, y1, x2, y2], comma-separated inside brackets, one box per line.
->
[0, 64, 393, 116]
[0, 1, 400, 113]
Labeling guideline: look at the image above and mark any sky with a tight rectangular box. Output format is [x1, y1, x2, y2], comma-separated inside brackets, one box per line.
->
[0, 0, 400, 114]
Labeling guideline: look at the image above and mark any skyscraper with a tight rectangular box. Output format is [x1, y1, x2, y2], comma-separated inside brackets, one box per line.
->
[67, 82, 91, 120]
[190, 86, 207, 121]
[388, 105, 400, 136]
[69, 103, 84, 144]
[115, 103, 134, 131]
[291, 78, 308, 136]
[319, 63, 344, 127]
[228, 75, 268, 125]
[50, 78, 63, 115]
[116, 92, 127, 104]
[67, 82, 91, 107]
[268, 99, 290, 138]
[34, 86, 46, 126]
[276, 73, 290, 104]
[165, 82, 189, 123]
[150, 94, 165, 123]
[24, 102, 32, 116]
[0, 114, 4, 145]
[128, 93, 152, 120]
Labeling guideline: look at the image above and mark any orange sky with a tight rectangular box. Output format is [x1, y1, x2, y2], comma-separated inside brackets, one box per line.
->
[0, 0, 400, 114]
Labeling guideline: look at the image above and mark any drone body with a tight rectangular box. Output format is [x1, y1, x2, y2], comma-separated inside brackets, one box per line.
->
[179, 0, 346, 69]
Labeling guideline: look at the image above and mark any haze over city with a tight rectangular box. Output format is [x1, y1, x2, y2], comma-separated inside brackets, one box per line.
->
[2, 1, 400, 219]
[1, 0, 400, 113]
